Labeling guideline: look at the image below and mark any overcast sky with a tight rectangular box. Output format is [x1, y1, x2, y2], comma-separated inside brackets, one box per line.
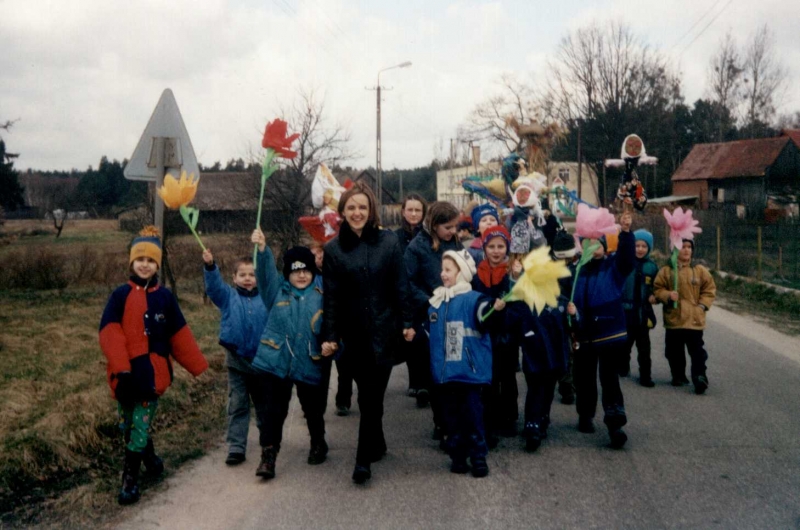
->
[1, 0, 798, 172]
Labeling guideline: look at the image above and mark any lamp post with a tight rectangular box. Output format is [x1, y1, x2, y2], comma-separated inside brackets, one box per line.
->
[375, 61, 411, 207]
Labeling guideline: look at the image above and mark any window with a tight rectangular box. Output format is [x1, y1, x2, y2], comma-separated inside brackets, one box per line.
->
[558, 167, 570, 182]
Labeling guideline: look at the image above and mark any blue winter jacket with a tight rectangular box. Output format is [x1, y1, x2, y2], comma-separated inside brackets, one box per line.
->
[405, 228, 464, 322]
[571, 230, 635, 345]
[204, 265, 267, 359]
[252, 247, 327, 386]
[428, 291, 493, 386]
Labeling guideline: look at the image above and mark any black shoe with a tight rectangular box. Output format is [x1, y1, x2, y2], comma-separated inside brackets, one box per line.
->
[352, 464, 371, 484]
[256, 447, 277, 479]
[693, 375, 709, 395]
[118, 450, 143, 506]
[336, 405, 350, 417]
[308, 440, 329, 465]
[524, 422, 543, 452]
[142, 439, 164, 477]
[577, 417, 595, 434]
[609, 428, 628, 449]
[225, 452, 246, 466]
[470, 456, 489, 478]
[406, 388, 418, 397]
[560, 394, 575, 405]
[640, 377, 655, 388]
[450, 458, 469, 474]
[415, 388, 430, 408]
[671, 376, 690, 387]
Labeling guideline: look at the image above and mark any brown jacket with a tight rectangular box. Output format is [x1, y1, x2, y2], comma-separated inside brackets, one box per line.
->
[653, 262, 716, 330]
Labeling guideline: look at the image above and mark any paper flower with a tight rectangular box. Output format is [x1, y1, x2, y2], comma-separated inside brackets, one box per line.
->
[574, 203, 617, 240]
[509, 246, 571, 314]
[261, 119, 300, 159]
[157, 170, 198, 209]
[663, 207, 702, 251]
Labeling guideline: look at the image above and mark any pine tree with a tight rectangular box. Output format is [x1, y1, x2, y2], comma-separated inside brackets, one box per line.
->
[0, 140, 24, 211]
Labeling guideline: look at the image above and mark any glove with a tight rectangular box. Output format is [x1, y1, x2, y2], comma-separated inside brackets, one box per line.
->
[114, 372, 136, 405]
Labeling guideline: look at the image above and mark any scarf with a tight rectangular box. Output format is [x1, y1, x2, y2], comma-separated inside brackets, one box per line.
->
[429, 280, 472, 309]
[477, 260, 508, 288]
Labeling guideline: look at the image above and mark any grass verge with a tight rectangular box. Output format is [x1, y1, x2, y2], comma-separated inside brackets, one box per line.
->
[712, 272, 800, 336]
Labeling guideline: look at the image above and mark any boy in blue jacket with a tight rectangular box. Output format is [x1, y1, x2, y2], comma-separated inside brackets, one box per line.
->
[250, 228, 332, 480]
[429, 249, 503, 477]
[619, 229, 659, 386]
[569, 213, 635, 449]
[203, 249, 268, 466]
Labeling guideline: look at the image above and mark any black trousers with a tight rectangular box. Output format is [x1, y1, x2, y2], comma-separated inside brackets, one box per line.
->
[404, 327, 431, 392]
[623, 325, 652, 379]
[665, 329, 708, 380]
[440, 383, 488, 460]
[334, 355, 355, 408]
[484, 344, 519, 434]
[524, 372, 557, 425]
[574, 342, 627, 429]
[557, 345, 575, 400]
[257, 373, 327, 451]
[350, 353, 393, 466]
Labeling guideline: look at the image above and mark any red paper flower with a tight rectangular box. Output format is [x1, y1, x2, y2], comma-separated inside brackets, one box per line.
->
[261, 119, 300, 159]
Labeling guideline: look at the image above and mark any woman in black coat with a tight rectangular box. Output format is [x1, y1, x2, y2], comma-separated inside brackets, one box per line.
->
[322, 182, 415, 484]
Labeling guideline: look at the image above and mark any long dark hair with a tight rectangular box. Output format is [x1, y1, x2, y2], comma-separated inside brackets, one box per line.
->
[424, 201, 460, 252]
[400, 193, 428, 234]
[338, 182, 380, 229]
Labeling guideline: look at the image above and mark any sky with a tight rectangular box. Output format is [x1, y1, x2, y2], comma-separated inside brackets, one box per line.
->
[1, 0, 798, 173]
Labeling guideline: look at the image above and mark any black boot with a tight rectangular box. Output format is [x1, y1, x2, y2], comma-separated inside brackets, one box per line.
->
[308, 439, 329, 465]
[352, 463, 371, 484]
[470, 456, 489, 478]
[256, 447, 277, 479]
[118, 450, 143, 505]
[142, 439, 164, 477]
[524, 422, 543, 452]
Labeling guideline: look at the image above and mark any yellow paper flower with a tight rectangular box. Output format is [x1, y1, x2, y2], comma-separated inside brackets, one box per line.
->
[157, 170, 198, 209]
[509, 246, 571, 314]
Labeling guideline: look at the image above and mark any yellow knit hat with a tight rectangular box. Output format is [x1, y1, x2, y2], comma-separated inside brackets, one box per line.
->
[129, 226, 163, 268]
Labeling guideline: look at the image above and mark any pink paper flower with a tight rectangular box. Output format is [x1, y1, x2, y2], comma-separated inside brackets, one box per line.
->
[663, 207, 702, 250]
[574, 204, 617, 240]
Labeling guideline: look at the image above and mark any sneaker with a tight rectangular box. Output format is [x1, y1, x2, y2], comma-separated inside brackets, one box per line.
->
[577, 417, 595, 434]
[693, 375, 709, 395]
[415, 388, 430, 408]
[225, 452, 246, 466]
[336, 405, 350, 417]
[406, 388, 418, 397]
[256, 447, 277, 479]
[639, 378, 655, 388]
[352, 464, 371, 484]
[609, 428, 628, 449]
[671, 376, 690, 387]
[450, 458, 469, 474]
[470, 456, 489, 478]
[560, 394, 575, 405]
[307, 440, 328, 465]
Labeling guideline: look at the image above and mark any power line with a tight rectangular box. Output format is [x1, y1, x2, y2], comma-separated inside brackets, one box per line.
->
[670, 0, 724, 51]
[679, 0, 735, 56]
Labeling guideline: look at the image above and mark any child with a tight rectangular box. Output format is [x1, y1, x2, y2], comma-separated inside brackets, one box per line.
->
[507, 293, 573, 451]
[653, 239, 716, 394]
[250, 228, 332, 479]
[202, 249, 268, 465]
[620, 229, 659, 387]
[100, 227, 208, 505]
[457, 218, 474, 249]
[471, 226, 518, 442]
[550, 229, 579, 405]
[569, 213, 634, 449]
[428, 249, 501, 477]
[405, 200, 463, 417]
[467, 203, 500, 265]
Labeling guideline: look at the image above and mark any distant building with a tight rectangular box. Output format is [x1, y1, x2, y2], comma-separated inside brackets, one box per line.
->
[545, 162, 600, 208]
[436, 162, 501, 210]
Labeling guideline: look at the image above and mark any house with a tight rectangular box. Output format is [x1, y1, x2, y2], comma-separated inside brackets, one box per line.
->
[436, 162, 502, 211]
[671, 136, 800, 217]
[781, 129, 800, 147]
[545, 162, 600, 208]
[353, 169, 397, 205]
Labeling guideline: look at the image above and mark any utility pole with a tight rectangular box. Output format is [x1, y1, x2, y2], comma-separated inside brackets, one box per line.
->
[577, 121, 582, 200]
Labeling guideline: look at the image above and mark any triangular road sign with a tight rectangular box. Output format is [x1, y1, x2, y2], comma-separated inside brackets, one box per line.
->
[124, 89, 199, 182]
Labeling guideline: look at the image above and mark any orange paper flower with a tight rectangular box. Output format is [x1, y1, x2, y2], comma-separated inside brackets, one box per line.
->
[261, 119, 300, 159]
[157, 170, 198, 209]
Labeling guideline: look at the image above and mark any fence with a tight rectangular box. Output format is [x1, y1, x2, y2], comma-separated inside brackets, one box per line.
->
[634, 210, 800, 289]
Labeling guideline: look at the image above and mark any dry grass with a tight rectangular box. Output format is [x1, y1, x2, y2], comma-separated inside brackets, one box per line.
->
[0, 220, 238, 528]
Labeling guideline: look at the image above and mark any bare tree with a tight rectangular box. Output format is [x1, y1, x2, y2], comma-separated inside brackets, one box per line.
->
[707, 31, 743, 141]
[741, 24, 787, 138]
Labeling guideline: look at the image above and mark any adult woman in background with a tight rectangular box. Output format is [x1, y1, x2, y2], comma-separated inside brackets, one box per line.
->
[321, 182, 415, 484]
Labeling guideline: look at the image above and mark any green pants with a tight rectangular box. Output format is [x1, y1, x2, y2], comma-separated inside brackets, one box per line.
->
[118, 400, 158, 453]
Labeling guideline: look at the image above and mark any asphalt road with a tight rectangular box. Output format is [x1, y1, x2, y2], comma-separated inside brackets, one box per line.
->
[113, 305, 800, 530]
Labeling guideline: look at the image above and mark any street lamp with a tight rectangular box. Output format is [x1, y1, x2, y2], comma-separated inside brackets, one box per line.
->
[375, 61, 412, 207]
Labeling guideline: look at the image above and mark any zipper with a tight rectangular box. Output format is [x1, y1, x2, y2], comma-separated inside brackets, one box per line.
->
[285, 335, 295, 377]
[464, 346, 477, 374]
[440, 302, 449, 382]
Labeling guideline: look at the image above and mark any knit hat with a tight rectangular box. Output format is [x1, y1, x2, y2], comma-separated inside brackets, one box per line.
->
[481, 225, 511, 251]
[457, 220, 472, 232]
[129, 226, 162, 268]
[552, 229, 577, 259]
[682, 238, 695, 250]
[580, 235, 608, 253]
[634, 229, 654, 253]
[442, 249, 477, 284]
[471, 203, 499, 234]
[283, 246, 319, 279]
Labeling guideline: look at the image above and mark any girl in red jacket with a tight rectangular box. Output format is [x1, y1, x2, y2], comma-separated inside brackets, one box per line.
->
[99, 227, 208, 505]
